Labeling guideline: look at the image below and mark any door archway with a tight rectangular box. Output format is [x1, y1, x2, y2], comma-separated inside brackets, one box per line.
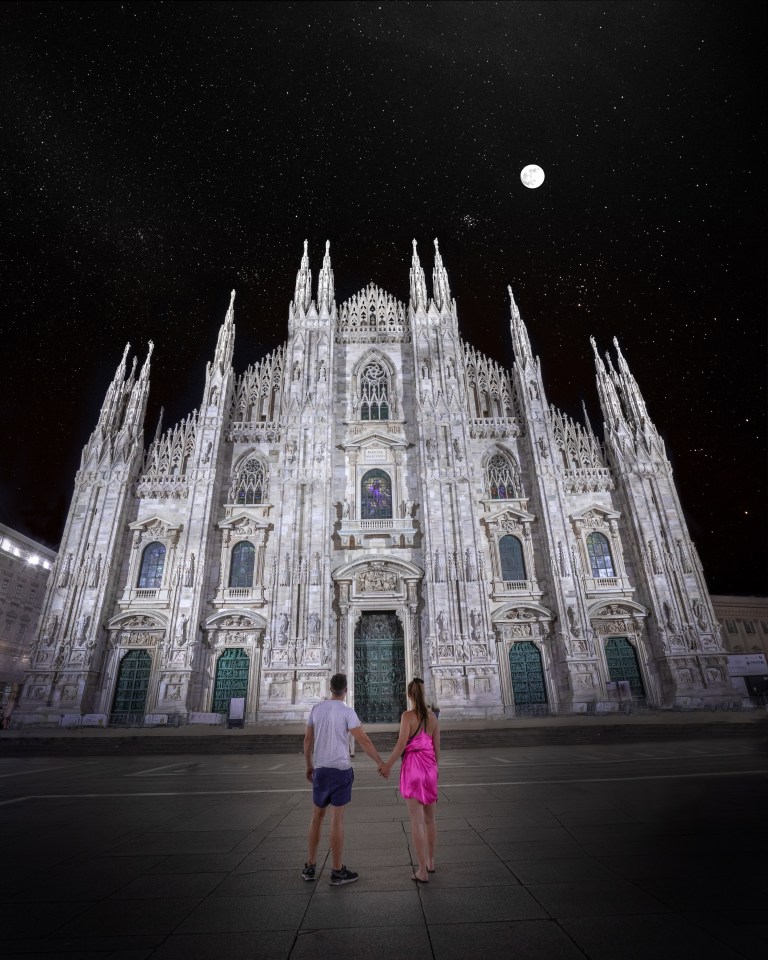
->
[111, 650, 151, 721]
[212, 648, 250, 713]
[354, 612, 406, 723]
[508, 641, 548, 715]
[605, 636, 645, 698]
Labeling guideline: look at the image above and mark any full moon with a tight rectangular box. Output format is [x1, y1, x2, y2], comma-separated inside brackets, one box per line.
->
[521, 164, 545, 189]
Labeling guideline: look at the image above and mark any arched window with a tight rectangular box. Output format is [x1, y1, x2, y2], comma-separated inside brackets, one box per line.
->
[230, 457, 266, 504]
[360, 469, 392, 520]
[499, 535, 526, 581]
[137, 542, 165, 588]
[229, 541, 255, 588]
[359, 362, 389, 421]
[487, 453, 521, 499]
[586, 532, 615, 578]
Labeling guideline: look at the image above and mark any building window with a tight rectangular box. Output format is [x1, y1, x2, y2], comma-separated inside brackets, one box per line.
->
[359, 362, 389, 421]
[744, 620, 756, 635]
[1, 577, 8, 594]
[499, 535, 526, 582]
[586, 532, 615, 578]
[725, 620, 737, 634]
[231, 457, 266, 505]
[487, 453, 521, 499]
[137, 542, 165, 589]
[229, 541, 256, 589]
[360, 469, 392, 519]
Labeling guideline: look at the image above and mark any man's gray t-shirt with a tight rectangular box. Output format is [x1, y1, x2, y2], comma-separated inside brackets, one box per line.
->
[307, 699, 361, 770]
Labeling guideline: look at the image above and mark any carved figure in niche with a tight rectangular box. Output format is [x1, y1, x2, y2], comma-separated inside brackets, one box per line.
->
[175, 614, 188, 645]
[402, 499, 414, 518]
[341, 499, 350, 519]
[310, 553, 321, 585]
[436, 611, 447, 641]
[308, 613, 321, 638]
[53, 639, 72, 670]
[292, 360, 301, 382]
[318, 360, 327, 382]
[278, 612, 290, 643]
[446, 357, 455, 379]
[183, 554, 195, 588]
[420, 363, 429, 380]
[314, 441, 325, 462]
[203, 441, 212, 464]
[567, 607, 581, 638]
[452, 438, 463, 462]
[663, 601, 675, 630]
[537, 437, 548, 458]
[440, 678, 457, 696]
[692, 599, 707, 630]
[41, 615, 58, 646]
[426, 439, 435, 464]
[74, 615, 90, 645]
[528, 380, 539, 400]
[209, 386, 219, 407]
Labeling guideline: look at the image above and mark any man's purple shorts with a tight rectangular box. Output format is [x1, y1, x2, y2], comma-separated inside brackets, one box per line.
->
[312, 766, 354, 807]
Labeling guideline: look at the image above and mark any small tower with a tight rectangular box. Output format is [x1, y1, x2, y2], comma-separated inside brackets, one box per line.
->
[593, 338, 735, 707]
[17, 342, 154, 720]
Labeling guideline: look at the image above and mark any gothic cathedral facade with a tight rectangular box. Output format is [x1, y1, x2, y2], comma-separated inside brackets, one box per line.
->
[16, 240, 738, 725]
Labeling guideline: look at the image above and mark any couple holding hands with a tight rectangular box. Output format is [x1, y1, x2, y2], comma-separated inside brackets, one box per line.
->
[303, 673, 440, 885]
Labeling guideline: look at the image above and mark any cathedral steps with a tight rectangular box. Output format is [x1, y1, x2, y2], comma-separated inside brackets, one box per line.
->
[2, 718, 766, 757]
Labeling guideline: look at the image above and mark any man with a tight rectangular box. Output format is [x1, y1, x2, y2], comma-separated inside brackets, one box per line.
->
[303, 672, 383, 885]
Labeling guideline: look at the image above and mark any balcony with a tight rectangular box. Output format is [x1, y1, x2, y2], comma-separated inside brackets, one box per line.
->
[339, 517, 417, 548]
[118, 587, 170, 609]
[490, 578, 542, 600]
[212, 586, 267, 606]
[583, 575, 633, 598]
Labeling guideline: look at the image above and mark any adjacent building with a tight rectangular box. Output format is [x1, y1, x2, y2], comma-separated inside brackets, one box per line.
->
[0, 523, 56, 720]
[14, 240, 741, 726]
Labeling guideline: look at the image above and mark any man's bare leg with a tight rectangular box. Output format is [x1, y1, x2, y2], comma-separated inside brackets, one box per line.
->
[307, 804, 326, 865]
[329, 804, 346, 870]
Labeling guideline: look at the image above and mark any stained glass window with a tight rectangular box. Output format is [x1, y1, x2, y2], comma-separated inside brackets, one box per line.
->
[229, 541, 255, 588]
[359, 362, 389, 421]
[230, 457, 266, 504]
[586, 532, 615, 578]
[499, 535, 526, 581]
[360, 469, 392, 519]
[487, 453, 520, 499]
[138, 542, 165, 588]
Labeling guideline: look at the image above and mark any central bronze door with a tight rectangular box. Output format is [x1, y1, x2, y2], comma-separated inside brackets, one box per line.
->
[354, 611, 406, 723]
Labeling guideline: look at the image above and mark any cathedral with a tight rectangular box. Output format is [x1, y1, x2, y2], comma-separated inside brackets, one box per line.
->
[16, 240, 738, 726]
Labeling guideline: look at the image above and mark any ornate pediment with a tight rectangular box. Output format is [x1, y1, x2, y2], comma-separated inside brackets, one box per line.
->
[203, 609, 268, 631]
[108, 612, 168, 630]
[589, 600, 647, 620]
[129, 516, 183, 539]
[218, 511, 272, 536]
[484, 505, 535, 526]
[571, 504, 620, 524]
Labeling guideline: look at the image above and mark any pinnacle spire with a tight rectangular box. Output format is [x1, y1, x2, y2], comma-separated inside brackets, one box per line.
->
[409, 239, 428, 310]
[611, 337, 652, 430]
[507, 285, 533, 364]
[432, 237, 452, 310]
[317, 239, 335, 313]
[293, 239, 312, 314]
[213, 290, 236, 371]
[591, 336, 625, 428]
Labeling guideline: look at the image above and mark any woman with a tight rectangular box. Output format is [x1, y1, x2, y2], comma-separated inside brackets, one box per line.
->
[380, 677, 440, 882]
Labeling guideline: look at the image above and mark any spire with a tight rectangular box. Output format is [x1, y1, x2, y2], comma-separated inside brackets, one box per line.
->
[612, 336, 651, 429]
[590, 336, 624, 428]
[121, 341, 154, 438]
[213, 289, 236, 372]
[317, 239, 335, 314]
[507, 286, 534, 365]
[432, 238, 452, 310]
[153, 406, 165, 444]
[293, 240, 312, 314]
[409, 239, 428, 311]
[96, 342, 131, 431]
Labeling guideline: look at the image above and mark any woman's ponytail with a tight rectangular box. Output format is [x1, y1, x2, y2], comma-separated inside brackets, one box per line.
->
[407, 677, 428, 729]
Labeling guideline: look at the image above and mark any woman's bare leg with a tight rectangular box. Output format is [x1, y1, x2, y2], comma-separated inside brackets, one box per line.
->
[406, 798, 428, 880]
[423, 802, 436, 871]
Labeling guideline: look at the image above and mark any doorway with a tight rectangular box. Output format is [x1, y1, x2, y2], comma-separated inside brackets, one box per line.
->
[353, 611, 406, 723]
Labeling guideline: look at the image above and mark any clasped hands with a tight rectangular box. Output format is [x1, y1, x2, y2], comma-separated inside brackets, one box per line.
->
[377, 762, 391, 779]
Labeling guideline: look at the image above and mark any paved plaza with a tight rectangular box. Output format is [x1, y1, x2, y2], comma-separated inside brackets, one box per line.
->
[1, 730, 767, 959]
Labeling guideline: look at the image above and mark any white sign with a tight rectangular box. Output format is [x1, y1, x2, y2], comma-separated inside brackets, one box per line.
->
[365, 448, 387, 462]
[728, 653, 768, 676]
[228, 697, 245, 721]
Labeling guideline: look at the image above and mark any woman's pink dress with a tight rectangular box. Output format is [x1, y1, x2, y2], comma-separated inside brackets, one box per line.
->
[400, 729, 438, 805]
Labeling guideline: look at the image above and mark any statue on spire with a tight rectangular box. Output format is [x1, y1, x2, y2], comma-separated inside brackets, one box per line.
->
[293, 240, 312, 314]
[409, 239, 428, 310]
[317, 239, 335, 314]
[432, 238, 452, 311]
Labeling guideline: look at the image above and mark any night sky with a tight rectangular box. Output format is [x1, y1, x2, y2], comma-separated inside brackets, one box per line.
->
[1, 1, 765, 596]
